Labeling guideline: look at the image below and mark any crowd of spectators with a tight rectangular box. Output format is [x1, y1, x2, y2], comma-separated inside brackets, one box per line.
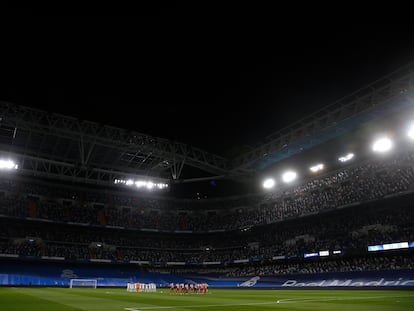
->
[149, 253, 414, 276]
[0, 194, 412, 266]
[0, 149, 413, 276]
[1, 151, 414, 232]
[223, 253, 414, 277]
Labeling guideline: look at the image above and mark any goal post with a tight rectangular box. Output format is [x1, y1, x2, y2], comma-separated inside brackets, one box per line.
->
[69, 279, 97, 288]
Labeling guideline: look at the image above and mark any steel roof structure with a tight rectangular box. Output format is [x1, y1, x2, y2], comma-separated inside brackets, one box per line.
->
[0, 63, 413, 187]
[230, 62, 414, 174]
[0, 103, 230, 186]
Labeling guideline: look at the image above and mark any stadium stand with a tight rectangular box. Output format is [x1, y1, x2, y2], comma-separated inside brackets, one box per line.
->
[0, 149, 413, 277]
[1, 64, 414, 286]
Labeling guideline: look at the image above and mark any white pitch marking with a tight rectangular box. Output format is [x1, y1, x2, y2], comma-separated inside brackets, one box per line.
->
[275, 295, 412, 304]
[125, 301, 275, 310]
[124, 294, 414, 310]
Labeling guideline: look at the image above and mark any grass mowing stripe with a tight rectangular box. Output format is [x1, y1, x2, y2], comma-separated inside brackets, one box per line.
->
[1, 288, 413, 311]
[124, 294, 414, 310]
[1, 288, 83, 311]
[276, 294, 414, 304]
[125, 301, 276, 309]
[14, 287, 137, 311]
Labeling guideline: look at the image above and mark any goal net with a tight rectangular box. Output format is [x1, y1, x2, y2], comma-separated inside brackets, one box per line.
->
[69, 279, 97, 288]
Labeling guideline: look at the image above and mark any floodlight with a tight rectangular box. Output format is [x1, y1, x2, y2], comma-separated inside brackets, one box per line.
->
[0, 159, 17, 170]
[116, 178, 167, 191]
[309, 163, 324, 173]
[372, 137, 392, 153]
[282, 171, 297, 183]
[156, 183, 167, 189]
[135, 180, 146, 187]
[263, 178, 275, 189]
[338, 153, 354, 162]
[408, 124, 414, 139]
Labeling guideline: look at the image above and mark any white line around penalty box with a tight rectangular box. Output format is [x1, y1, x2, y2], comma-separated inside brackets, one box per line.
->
[125, 301, 275, 310]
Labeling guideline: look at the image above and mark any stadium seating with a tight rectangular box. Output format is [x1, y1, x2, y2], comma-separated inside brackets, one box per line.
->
[0, 149, 413, 277]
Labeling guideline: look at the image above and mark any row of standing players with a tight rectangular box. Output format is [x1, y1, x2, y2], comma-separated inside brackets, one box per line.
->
[169, 283, 208, 294]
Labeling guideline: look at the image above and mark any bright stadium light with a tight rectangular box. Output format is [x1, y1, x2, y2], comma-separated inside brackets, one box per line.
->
[338, 153, 354, 162]
[309, 163, 324, 173]
[407, 123, 414, 140]
[263, 178, 275, 189]
[282, 171, 297, 183]
[157, 183, 168, 189]
[135, 180, 146, 188]
[372, 137, 393, 153]
[0, 159, 18, 170]
[114, 178, 168, 191]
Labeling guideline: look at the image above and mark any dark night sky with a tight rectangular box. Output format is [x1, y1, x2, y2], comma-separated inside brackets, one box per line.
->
[1, 7, 413, 155]
[1, 7, 414, 197]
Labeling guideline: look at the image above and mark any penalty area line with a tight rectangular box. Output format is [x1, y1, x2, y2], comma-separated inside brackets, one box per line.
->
[125, 301, 275, 310]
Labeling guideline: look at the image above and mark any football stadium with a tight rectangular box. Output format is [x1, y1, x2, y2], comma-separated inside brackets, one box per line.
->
[1, 62, 414, 309]
[1, 10, 414, 310]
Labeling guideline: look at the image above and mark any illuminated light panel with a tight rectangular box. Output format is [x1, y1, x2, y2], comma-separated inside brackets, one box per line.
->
[282, 171, 297, 183]
[263, 178, 275, 189]
[309, 163, 324, 173]
[304, 252, 318, 258]
[368, 241, 409, 252]
[319, 250, 329, 257]
[372, 137, 393, 153]
[338, 153, 354, 162]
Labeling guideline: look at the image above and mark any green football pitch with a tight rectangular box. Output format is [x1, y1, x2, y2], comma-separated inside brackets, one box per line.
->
[1, 287, 413, 311]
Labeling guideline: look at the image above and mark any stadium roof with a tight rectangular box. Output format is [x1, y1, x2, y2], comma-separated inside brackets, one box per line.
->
[1, 10, 414, 196]
[1, 62, 413, 193]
